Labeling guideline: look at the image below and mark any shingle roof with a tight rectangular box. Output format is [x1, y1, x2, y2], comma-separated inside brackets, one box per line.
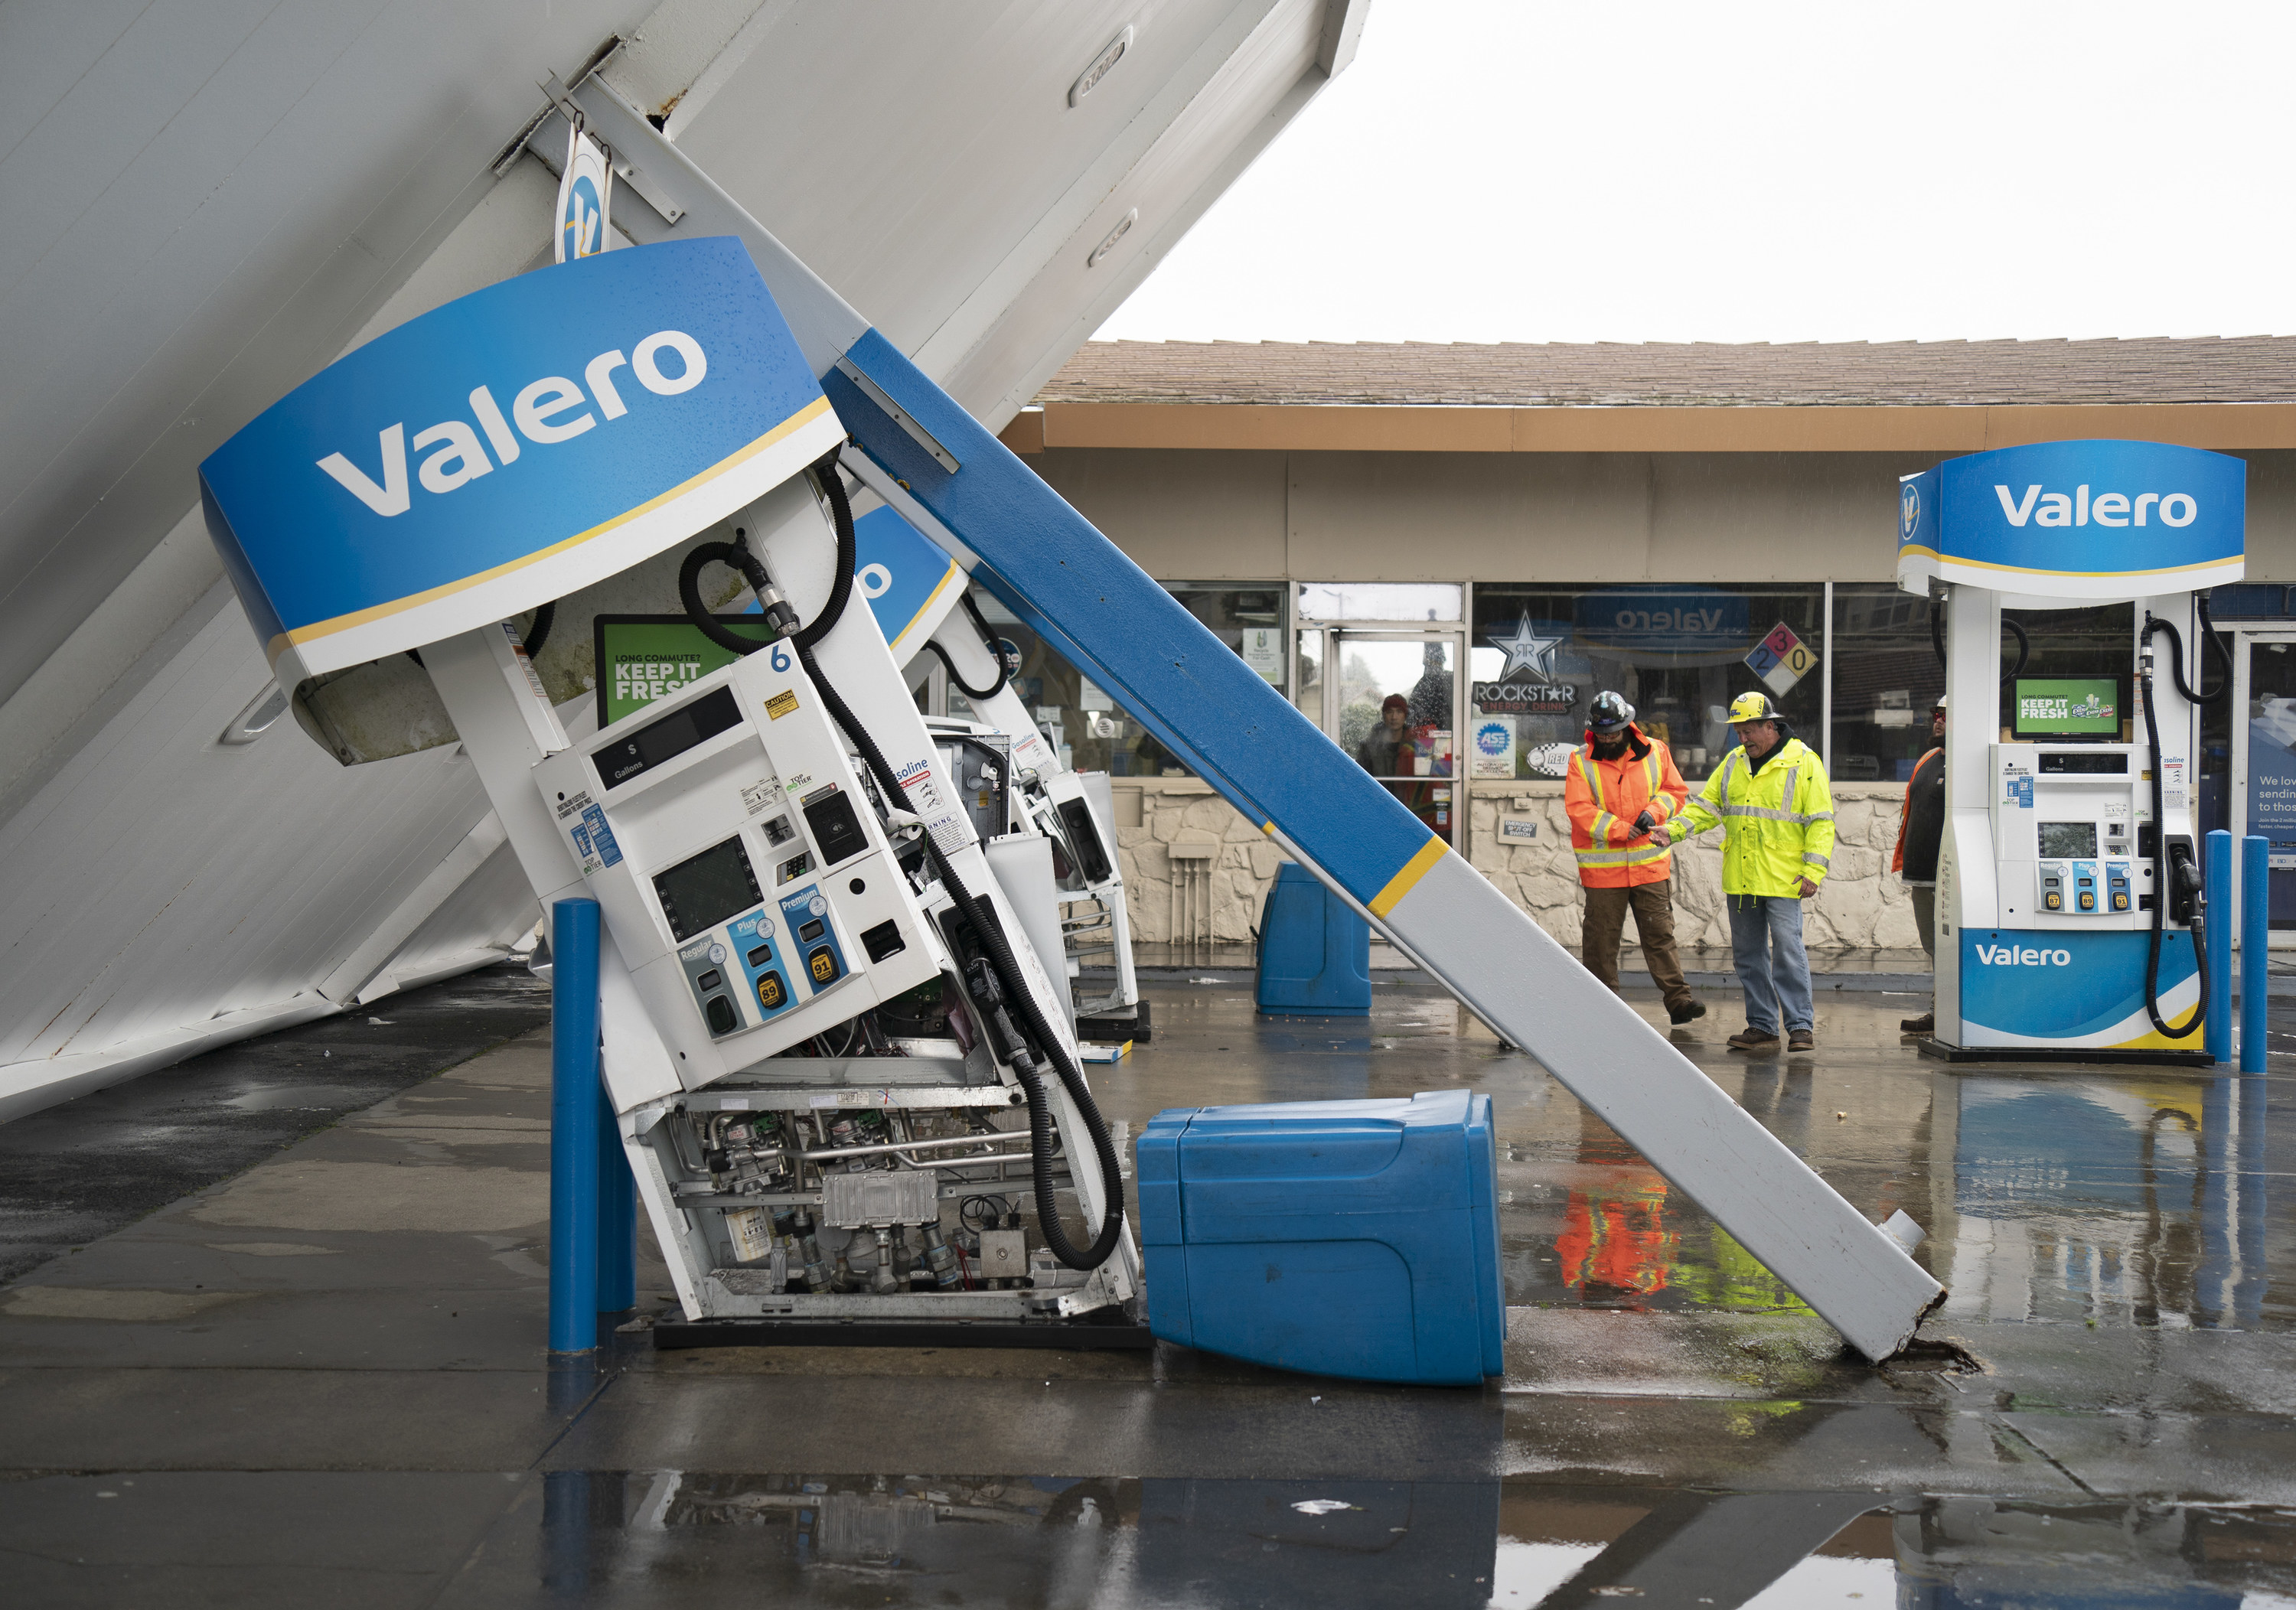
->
[1033, 338, 2296, 409]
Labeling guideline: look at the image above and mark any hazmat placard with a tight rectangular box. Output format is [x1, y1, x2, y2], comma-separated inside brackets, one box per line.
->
[1743, 621, 1817, 698]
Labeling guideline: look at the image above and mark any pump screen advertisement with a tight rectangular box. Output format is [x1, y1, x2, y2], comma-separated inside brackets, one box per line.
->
[2014, 677, 2120, 738]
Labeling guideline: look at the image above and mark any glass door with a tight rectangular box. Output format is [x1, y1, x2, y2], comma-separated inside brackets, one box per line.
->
[1316, 630, 1464, 847]
[2231, 629, 2296, 937]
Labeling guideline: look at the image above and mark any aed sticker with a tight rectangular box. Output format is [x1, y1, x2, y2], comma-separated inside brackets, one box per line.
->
[765, 689, 800, 722]
[1499, 817, 1539, 842]
[740, 778, 781, 816]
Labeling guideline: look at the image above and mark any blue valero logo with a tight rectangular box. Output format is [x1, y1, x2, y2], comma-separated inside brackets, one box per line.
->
[562, 173, 605, 259]
[314, 329, 709, 518]
[1988, 481, 2197, 529]
[1900, 482, 1919, 539]
[1974, 942, 2072, 966]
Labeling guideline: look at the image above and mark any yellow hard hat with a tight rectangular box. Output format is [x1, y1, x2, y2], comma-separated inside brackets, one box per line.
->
[1727, 692, 1774, 722]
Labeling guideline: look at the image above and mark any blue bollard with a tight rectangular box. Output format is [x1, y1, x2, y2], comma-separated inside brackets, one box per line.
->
[2206, 831, 2233, 1063]
[2242, 835, 2269, 1074]
[596, 1076, 636, 1313]
[549, 898, 602, 1353]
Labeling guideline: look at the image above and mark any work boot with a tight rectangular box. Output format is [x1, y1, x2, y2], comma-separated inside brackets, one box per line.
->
[1899, 1012, 1934, 1034]
[1668, 999, 1707, 1025]
[1727, 1028, 1780, 1053]
[1788, 1029, 1815, 1052]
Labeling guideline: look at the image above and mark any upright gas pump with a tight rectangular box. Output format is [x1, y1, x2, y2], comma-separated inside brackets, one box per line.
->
[1899, 441, 2242, 1062]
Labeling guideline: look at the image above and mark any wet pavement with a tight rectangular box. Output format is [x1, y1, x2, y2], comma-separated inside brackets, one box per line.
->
[2, 973, 2294, 1605]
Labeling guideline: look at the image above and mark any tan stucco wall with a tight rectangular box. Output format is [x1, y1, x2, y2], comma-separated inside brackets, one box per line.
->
[1035, 446, 2296, 587]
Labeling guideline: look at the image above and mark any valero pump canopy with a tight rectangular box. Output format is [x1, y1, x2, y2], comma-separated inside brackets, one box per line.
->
[1898, 438, 2240, 1061]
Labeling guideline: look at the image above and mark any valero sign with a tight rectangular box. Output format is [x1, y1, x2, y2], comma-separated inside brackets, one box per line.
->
[199, 236, 843, 688]
[1896, 439, 2244, 600]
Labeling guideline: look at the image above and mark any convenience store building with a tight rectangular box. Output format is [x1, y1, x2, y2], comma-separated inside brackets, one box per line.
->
[982, 338, 2296, 952]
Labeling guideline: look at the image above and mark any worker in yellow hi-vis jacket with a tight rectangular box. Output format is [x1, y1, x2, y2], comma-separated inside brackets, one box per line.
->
[1669, 690, 1835, 1054]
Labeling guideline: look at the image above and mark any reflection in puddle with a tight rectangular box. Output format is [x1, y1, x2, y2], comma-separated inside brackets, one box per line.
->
[1942, 1072, 2272, 1328]
[530, 1476, 2296, 1606]
[1509, 1060, 2273, 1329]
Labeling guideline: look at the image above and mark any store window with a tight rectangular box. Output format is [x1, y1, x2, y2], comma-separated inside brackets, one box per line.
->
[955, 583, 1287, 777]
[1468, 584, 1825, 783]
[1297, 582, 1462, 623]
[1829, 585, 1944, 782]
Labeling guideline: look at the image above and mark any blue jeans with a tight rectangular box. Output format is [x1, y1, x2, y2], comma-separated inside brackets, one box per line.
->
[1727, 894, 1813, 1036]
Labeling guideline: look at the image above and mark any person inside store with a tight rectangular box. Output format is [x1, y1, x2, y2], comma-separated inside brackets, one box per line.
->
[1890, 693, 1947, 1035]
[1564, 691, 1704, 1025]
[1668, 690, 1835, 1053]
[1357, 693, 1413, 777]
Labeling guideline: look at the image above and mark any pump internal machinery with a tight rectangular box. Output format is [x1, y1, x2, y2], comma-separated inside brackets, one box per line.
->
[530, 466, 1136, 1324]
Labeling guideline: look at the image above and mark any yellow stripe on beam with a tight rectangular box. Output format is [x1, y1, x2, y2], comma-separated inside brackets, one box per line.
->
[1368, 837, 1448, 919]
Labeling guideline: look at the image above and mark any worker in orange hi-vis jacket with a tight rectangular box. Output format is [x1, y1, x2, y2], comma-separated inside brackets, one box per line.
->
[1564, 691, 1704, 1025]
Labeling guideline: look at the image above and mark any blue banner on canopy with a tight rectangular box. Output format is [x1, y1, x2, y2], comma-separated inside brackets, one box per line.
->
[200, 236, 843, 686]
[1898, 439, 2244, 601]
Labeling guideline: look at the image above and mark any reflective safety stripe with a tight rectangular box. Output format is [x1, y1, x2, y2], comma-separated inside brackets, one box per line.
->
[1803, 852, 1831, 868]
[1575, 842, 1672, 866]
[1714, 803, 1821, 823]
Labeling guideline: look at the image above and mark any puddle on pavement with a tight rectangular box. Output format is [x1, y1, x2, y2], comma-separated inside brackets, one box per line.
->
[484, 1474, 2296, 1606]
[1500, 1050, 2285, 1333]
[223, 1084, 377, 1111]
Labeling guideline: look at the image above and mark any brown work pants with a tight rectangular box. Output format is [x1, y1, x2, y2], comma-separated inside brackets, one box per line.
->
[1580, 882, 1694, 1010]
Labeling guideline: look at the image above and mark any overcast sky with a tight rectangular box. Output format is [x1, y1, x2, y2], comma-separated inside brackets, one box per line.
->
[1094, 1, 2296, 347]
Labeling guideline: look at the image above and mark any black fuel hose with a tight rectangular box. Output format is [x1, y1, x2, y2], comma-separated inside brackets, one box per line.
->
[2138, 614, 2210, 1042]
[922, 593, 1011, 702]
[1929, 606, 2030, 682]
[799, 632, 1126, 1270]
[677, 456, 1126, 1271]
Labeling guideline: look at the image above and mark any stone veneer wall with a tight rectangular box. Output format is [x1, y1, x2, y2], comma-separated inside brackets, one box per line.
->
[1109, 779, 1921, 950]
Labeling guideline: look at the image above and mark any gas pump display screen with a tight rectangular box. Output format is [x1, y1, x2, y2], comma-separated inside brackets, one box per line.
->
[2038, 821, 2099, 859]
[600, 686, 742, 790]
[653, 836, 763, 941]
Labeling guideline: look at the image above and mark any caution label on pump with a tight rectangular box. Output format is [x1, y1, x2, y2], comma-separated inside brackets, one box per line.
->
[924, 807, 971, 857]
[765, 689, 800, 722]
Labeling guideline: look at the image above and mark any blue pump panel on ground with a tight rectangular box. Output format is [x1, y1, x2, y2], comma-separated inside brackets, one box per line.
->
[1137, 1089, 1503, 1386]
[1256, 863, 1371, 1015]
